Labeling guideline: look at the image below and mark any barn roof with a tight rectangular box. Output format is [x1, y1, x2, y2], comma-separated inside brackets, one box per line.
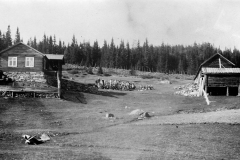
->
[201, 53, 235, 67]
[202, 67, 240, 74]
[0, 42, 45, 56]
[194, 53, 236, 80]
[44, 54, 64, 60]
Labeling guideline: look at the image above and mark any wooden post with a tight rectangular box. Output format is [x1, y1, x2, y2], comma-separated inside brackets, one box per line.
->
[238, 84, 240, 96]
[44, 58, 47, 70]
[57, 61, 62, 98]
[226, 86, 229, 96]
[202, 75, 206, 96]
[205, 75, 208, 94]
[238, 77, 240, 96]
[219, 58, 221, 68]
[198, 77, 203, 96]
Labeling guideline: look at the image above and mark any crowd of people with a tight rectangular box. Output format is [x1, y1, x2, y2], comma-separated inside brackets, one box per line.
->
[95, 78, 136, 91]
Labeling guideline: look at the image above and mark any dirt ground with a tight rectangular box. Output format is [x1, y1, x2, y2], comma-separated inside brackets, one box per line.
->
[1, 73, 240, 160]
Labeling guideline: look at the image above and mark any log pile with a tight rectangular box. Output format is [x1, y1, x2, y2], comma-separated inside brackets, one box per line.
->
[138, 85, 154, 91]
[95, 78, 154, 91]
[174, 83, 199, 97]
[95, 78, 136, 91]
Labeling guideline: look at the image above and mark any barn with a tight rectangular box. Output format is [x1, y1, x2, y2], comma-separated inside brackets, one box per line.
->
[0, 42, 64, 97]
[194, 53, 240, 96]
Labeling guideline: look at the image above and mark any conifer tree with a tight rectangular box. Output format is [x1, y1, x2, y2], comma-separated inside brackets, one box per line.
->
[6, 25, 12, 47]
[49, 35, 53, 54]
[0, 30, 3, 51]
[14, 27, 21, 44]
[33, 36, 37, 49]
[92, 40, 101, 67]
[126, 42, 131, 69]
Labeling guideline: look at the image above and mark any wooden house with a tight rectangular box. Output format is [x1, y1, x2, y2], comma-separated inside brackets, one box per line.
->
[0, 42, 64, 72]
[0, 42, 64, 97]
[194, 53, 240, 96]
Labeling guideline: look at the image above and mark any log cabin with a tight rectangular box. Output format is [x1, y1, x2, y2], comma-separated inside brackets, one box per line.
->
[194, 53, 240, 96]
[0, 42, 64, 97]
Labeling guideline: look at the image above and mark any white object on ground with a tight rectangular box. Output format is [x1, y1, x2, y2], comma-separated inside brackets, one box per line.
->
[129, 109, 144, 115]
[22, 133, 50, 145]
[40, 133, 50, 141]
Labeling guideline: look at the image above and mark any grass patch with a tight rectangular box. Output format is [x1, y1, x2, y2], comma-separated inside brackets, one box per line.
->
[68, 69, 79, 74]
[103, 73, 111, 77]
[129, 68, 136, 76]
[63, 75, 69, 79]
[87, 67, 94, 74]
[141, 75, 154, 79]
[97, 67, 104, 74]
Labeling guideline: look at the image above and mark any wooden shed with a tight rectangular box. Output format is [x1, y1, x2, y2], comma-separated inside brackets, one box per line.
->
[194, 53, 240, 96]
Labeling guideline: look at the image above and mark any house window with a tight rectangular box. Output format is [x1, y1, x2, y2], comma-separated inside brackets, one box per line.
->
[25, 57, 34, 67]
[8, 57, 17, 67]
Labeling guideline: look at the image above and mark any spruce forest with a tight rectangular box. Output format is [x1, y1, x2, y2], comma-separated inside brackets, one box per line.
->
[1, 25, 240, 75]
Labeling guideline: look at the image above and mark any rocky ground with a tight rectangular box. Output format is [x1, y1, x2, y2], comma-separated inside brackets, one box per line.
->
[1, 73, 240, 160]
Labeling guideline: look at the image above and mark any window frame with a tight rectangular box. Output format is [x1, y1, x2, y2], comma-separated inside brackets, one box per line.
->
[25, 57, 34, 67]
[8, 57, 17, 67]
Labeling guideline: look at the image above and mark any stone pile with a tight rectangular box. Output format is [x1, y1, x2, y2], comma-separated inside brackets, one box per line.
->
[174, 83, 199, 97]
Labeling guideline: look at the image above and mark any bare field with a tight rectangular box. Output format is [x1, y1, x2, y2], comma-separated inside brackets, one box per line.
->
[1, 73, 240, 160]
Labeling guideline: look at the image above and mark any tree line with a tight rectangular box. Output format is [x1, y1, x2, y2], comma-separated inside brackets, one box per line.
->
[1, 25, 240, 75]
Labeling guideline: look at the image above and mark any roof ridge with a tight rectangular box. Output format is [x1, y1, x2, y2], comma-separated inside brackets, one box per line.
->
[194, 53, 235, 80]
[0, 42, 45, 56]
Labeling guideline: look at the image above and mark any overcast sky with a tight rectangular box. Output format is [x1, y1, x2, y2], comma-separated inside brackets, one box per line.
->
[1, 0, 240, 49]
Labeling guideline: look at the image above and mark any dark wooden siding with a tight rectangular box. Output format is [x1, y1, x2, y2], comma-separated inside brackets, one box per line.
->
[208, 75, 239, 87]
[0, 44, 43, 72]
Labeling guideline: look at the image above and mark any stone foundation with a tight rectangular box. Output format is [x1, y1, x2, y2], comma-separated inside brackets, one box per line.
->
[5, 72, 46, 82]
[5, 72, 56, 88]
[4, 72, 97, 93]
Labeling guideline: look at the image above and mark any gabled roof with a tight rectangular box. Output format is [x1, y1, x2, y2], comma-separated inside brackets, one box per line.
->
[194, 53, 235, 80]
[44, 54, 64, 60]
[200, 53, 235, 67]
[0, 42, 45, 56]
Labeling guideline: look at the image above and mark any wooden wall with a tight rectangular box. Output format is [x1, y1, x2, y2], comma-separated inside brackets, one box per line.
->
[207, 75, 239, 87]
[0, 44, 43, 72]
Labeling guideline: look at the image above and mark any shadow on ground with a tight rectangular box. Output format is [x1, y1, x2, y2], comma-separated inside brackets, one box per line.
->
[97, 90, 127, 98]
[62, 91, 87, 104]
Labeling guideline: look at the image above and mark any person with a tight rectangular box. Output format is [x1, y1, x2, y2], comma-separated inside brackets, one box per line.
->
[0, 70, 4, 80]
[0, 70, 12, 84]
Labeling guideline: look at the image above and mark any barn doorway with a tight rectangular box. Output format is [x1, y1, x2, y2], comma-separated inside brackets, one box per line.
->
[207, 87, 238, 96]
[229, 87, 238, 96]
[208, 87, 226, 96]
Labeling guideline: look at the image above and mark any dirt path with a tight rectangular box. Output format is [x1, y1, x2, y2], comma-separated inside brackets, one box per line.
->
[134, 109, 240, 125]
